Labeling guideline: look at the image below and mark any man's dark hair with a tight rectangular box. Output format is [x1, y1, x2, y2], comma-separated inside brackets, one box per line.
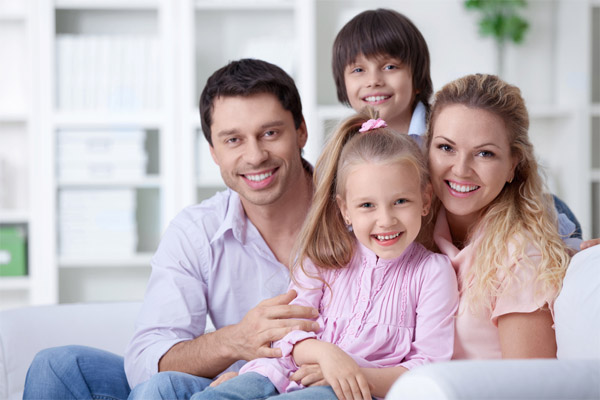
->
[199, 59, 304, 146]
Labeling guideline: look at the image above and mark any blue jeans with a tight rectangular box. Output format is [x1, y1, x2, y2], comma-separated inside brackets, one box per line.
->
[24, 345, 130, 400]
[553, 194, 582, 239]
[191, 372, 340, 400]
[23, 345, 212, 400]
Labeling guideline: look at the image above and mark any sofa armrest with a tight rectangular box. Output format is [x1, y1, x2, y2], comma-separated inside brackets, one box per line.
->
[386, 359, 600, 400]
[0, 301, 142, 400]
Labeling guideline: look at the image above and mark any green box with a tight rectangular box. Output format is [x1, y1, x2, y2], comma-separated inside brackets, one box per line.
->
[0, 226, 27, 277]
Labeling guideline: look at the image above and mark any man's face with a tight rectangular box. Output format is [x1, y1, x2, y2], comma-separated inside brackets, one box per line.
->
[209, 92, 308, 209]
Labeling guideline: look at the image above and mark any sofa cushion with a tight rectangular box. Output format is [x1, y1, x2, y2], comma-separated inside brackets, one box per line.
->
[554, 245, 600, 360]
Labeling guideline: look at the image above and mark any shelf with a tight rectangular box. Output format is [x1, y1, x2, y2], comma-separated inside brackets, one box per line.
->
[0, 210, 29, 224]
[58, 176, 161, 188]
[59, 253, 153, 268]
[528, 105, 575, 119]
[0, 112, 27, 123]
[54, 111, 163, 129]
[0, 276, 30, 291]
[195, 0, 294, 11]
[55, 0, 159, 10]
[317, 104, 354, 121]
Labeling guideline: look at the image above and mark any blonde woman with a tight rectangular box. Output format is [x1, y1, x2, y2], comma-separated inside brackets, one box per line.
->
[425, 73, 571, 359]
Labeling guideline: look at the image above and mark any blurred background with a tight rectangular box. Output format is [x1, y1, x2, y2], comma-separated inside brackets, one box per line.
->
[0, 0, 598, 310]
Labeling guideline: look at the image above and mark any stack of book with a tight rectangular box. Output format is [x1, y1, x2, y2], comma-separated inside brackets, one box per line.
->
[55, 34, 160, 111]
[57, 129, 147, 181]
[58, 189, 137, 258]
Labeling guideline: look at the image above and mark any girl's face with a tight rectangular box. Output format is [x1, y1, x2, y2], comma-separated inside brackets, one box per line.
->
[344, 53, 416, 133]
[428, 104, 518, 228]
[337, 160, 430, 260]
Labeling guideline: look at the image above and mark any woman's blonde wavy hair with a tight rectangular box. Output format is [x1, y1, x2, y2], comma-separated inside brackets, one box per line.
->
[291, 107, 429, 283]
[425, 73, 570, 313]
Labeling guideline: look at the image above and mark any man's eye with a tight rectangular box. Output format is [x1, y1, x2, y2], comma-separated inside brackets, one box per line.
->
[226, 137, 238, 144]
[264, 130, 277, 137]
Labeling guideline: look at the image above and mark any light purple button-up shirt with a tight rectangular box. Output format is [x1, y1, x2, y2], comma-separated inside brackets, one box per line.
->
[124, 189, 290, 388]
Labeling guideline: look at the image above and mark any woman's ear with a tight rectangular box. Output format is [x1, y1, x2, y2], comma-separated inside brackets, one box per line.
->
[422, 183, 433, 216]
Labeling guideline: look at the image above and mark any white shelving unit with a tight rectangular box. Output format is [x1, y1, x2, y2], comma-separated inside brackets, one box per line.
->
[1, 0, 596, 310]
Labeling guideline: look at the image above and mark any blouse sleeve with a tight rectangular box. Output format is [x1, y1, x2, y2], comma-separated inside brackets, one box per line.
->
[491, 247, 559, 325]
[401, 253, 459, 370]
[273, 260, 326, 357]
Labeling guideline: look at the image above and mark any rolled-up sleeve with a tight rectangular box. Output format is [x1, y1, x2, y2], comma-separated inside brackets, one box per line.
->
[401, 254, 459, 370]
[124, 220, 209, 388]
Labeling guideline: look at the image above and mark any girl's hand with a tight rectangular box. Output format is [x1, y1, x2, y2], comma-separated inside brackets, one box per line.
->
[209, 371, 238, 387]
[289, 363, 326, 387]
[580, 238, 600, 251]
[318, 344, 371, 400]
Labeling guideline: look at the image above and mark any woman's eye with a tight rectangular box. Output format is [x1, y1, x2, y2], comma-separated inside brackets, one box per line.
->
[437, 144, 452, 152]
[477, 150, 495, 158]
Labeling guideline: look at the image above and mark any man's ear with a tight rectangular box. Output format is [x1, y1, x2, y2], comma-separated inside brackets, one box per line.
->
[209, 143, 219, 166]
[297, 119, 308, 149]
[422, 182, 433, 216]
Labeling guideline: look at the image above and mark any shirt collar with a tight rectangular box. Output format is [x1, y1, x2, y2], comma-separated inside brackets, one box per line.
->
[210, 189, 248, 244]
[408, 101, 427, 136]
[356, 239, 416, 268]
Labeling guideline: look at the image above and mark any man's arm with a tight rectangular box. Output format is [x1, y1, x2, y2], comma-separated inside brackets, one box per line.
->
[159, 289, 320, 378]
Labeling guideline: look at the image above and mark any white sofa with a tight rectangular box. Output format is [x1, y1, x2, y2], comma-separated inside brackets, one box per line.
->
[1, 246, 599, 400]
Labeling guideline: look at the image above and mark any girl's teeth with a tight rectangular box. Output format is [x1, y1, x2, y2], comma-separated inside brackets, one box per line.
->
[376, 232, 400, 240]
[448, 181, 479, 193]
[246, 171, 273, 182]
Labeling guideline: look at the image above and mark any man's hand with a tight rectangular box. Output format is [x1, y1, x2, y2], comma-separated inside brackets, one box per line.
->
[209, 371, 238, 387]
[229, 290, 319, 361]
[290, 363, 326, 387]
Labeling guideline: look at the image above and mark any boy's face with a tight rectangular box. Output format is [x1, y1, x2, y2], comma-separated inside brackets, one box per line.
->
[208, 92, 308, 210]
[344, 53, 416, 133]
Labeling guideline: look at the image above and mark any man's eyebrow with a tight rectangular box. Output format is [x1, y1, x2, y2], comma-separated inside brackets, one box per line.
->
[214, 129, 238, 138]
[260, 120, 286, 129]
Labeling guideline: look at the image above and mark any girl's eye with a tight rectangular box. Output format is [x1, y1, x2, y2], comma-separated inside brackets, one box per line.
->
[394, 198, 408, 205]
[359, 202, 374, 208]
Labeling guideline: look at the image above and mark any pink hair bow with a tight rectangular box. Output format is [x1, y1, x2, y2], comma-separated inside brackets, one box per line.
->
[359, 118, 387, 133]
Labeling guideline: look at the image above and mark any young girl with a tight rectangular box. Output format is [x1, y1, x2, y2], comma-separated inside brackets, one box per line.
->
[191, 111, 459, 400]
[425, 73, 570, 359]
[332, 8, 584, 243]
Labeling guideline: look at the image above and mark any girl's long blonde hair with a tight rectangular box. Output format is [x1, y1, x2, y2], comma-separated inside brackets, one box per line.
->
[292, 108, 428, 281]
[425, 74, 570, 312]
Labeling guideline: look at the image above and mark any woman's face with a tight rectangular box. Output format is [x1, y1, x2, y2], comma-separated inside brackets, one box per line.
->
[428, 104, 518, 226]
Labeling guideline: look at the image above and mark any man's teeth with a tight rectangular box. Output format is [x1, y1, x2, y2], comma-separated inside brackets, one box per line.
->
[376, 232, 400, 241]
[448, 181, 479, 193]
[246, 171, 273, 182]
[365, 95, 389, 102]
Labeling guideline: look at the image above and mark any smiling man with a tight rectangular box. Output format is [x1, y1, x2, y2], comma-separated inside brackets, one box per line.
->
[23, 59, 319, 400]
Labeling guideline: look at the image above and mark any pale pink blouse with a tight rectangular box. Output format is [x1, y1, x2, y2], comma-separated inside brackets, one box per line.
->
[240, 241, 459, 394]
[434, 208, 559, 359]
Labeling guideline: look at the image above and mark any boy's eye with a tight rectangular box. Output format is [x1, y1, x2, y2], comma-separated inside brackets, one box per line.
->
[384, 64, 397, 70]
[351, 67, 363, 73]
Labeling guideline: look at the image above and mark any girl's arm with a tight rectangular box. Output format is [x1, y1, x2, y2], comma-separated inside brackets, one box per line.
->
[359, 366, 408, 398]
[292, 339, 371, 400]
[497, 308, 557, 358]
